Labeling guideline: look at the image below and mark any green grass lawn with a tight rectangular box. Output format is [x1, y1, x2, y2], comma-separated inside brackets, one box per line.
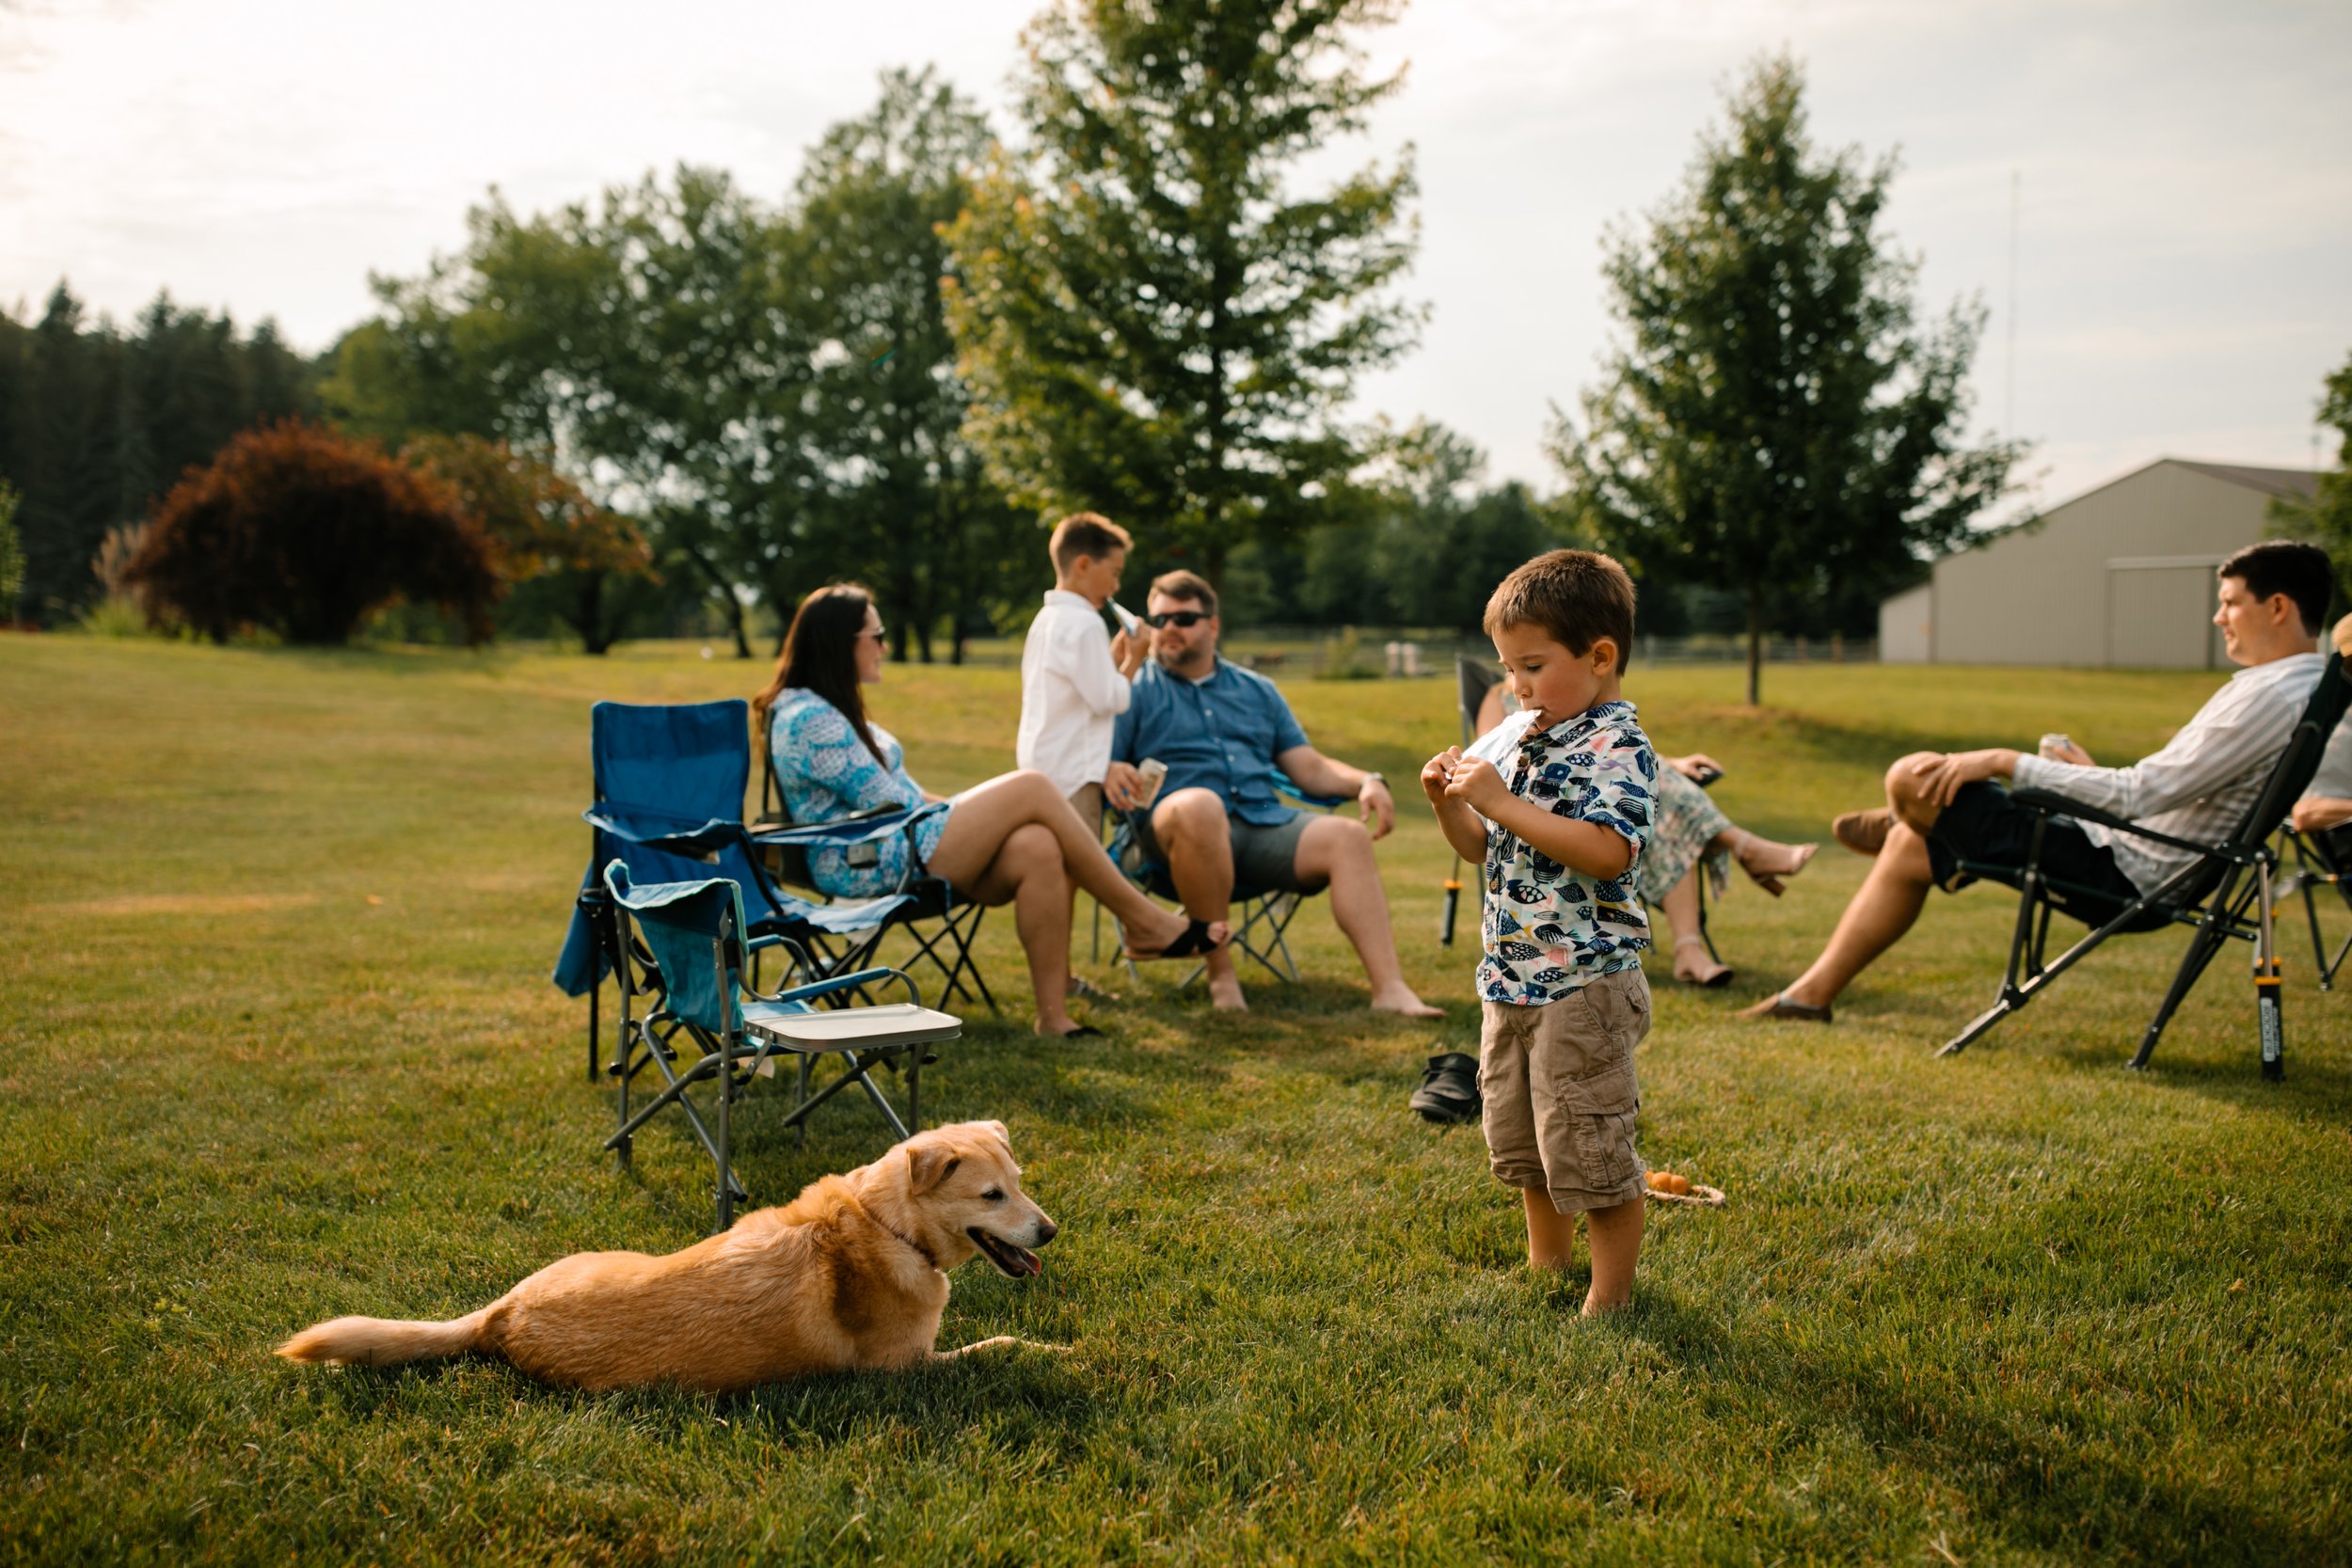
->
[3, 635, 2346, 1565]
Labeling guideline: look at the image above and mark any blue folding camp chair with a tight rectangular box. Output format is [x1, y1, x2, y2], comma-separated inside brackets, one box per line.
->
[600, 863, 961, 1232]
[553, 700, 918, 1084]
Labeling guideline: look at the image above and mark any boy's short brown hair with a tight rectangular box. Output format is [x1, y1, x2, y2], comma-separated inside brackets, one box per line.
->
[1049, 512, 1133, 574]
[1148, 568, 1217, 618]
[1483, 549, 1637, 673]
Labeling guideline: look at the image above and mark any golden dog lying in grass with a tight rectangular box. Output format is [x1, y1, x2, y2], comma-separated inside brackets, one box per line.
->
[278, 1120, 1059, 1393]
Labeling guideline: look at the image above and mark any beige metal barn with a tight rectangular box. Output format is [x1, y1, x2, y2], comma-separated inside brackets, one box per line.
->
[1879, 457, 2323, 668]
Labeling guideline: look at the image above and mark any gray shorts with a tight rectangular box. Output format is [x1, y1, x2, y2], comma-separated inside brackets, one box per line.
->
[1130, 806, 1315, 895]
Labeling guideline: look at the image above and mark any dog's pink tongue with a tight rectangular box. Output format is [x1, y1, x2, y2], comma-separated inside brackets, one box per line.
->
[1014, 1246, 1041, 1277]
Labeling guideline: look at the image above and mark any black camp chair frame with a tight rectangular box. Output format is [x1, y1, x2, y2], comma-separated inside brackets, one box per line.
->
[753, 733, 998, 1018]
[1939, 650, 2348, 1077]
[2282, 826, 2352, 990]
[1094, 784, 1344, 991]
[603, 900, 930, 1232]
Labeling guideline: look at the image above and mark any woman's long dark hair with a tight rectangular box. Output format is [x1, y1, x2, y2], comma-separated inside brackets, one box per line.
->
[755, 583, 883, 762]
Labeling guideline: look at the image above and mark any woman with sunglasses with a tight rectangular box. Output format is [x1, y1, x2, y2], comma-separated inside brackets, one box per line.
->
[755, 584, 1228, 1037]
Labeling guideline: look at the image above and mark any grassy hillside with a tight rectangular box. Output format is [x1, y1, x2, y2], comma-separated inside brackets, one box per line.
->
[2, 635, 2344, 1564]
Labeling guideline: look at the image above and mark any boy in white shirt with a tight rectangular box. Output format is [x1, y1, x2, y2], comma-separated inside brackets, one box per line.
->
[1017, 513, 1143, 821]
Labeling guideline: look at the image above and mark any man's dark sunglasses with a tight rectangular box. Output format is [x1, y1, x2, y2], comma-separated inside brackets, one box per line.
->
[1146, 610, 1209, 628]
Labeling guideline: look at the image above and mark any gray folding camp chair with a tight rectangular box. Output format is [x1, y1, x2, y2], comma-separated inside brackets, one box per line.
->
[600, 863, 961, 1231]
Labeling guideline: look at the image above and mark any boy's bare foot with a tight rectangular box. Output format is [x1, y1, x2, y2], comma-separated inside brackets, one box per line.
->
[1580, 1292, 1632, 1317]
[1208, 972, 1248, 1011]
[1371, 988, 1444, 1019]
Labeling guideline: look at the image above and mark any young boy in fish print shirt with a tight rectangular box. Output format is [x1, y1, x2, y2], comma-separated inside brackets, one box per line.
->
[1421, 549, 1658, 1314]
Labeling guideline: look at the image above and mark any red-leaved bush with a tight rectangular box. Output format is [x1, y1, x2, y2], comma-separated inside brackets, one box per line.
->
[125, 420, 501, 645]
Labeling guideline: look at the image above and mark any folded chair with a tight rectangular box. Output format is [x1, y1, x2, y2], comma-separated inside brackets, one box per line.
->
[600, 862, 961, 1233]
[1100, 774, 1347, 990]
[1448, 653, 1724, 960]
[753, 727, 997, 1017]
[553, 700, 915, 1083]
[1939, 650, 2351, 1077]
[2280, 824, 2352, 990]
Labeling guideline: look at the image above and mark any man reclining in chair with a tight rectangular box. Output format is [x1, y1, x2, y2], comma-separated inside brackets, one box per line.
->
[1742, 541, 2338, 1023]
[1104, 569, 1442, 1017]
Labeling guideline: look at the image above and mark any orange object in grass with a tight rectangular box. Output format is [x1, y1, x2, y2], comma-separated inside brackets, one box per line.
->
[1647, 1170, 1692, 1196]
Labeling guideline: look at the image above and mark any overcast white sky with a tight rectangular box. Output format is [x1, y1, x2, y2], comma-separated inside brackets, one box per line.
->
[4, 0, 2348, 517]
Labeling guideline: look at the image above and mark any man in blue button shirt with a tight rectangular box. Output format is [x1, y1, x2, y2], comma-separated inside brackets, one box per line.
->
[1104, 570, 1443, 1017]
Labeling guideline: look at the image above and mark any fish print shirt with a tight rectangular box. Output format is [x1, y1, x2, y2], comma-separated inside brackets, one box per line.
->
[1469, 699, 1657, 1005]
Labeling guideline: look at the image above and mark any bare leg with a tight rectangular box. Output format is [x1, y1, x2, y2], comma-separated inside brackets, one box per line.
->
[1768, 753, 1945, 1009]
[1151, 788, 1247, 1011]
[1656, 871, 1730, 984]
[1294, 816, 1441, 1017]
[928, 769, 1214, 954]
[961, 821, 1076, 1036]
[1581, 1197, 1645, 1315]
[1522, 1189, 1578, 1270]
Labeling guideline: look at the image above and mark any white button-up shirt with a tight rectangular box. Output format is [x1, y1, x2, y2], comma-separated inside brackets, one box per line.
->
[1016, 589, 1132, 798]
[2012, 651, 2325, 894]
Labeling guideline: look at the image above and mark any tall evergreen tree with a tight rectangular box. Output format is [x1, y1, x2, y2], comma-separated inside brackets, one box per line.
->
[1549, 54, 2026, 704]
[944, 0, 1420, 584]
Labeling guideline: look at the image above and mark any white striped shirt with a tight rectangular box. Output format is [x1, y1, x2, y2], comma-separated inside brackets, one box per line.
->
[2012, 651, 2324, 895]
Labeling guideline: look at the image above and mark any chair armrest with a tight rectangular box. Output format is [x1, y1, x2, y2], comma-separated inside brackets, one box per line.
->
[2007, 788, 2249, 862]
[582, 806, 741, 851]
[750, 807, 917, 848]
[751, 965, 922, 1009]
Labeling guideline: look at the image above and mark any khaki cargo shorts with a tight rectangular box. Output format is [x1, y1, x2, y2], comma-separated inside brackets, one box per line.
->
[1479, 965, 1650, 1215]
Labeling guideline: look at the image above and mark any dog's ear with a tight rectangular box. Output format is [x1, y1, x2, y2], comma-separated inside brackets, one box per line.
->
[906, 1140, 961, 1196]
[982, 1119, 1010, 1149]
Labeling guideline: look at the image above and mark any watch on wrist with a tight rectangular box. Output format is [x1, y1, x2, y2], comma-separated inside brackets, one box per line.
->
[1359, 771, 1387, 793]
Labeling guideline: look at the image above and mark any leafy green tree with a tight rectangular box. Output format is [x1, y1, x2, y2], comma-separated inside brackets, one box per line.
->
[794, 69, 1032, 663]
[401, 434, 657, 654]
[1548, 53, 2026, 704]
[944, 0, 1421, 585]
[2271, 352, 2352, 606]
[326, 170, 816, 657]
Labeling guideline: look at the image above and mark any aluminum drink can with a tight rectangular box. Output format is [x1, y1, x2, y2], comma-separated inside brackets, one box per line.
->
[1133, 757, 1168, 809]
[2038, 734, 2074, 761]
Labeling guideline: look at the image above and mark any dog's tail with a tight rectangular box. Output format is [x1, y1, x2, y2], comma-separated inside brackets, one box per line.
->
[277, 1307, 491, 1369]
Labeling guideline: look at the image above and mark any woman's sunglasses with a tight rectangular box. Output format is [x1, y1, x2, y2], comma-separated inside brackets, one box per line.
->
[1146, 610, 1209, 628]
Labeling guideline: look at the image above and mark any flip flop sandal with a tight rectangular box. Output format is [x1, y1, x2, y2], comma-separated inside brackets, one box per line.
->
[1126, 917, 1226, 962]
[1052, 1024, 1105, 1039]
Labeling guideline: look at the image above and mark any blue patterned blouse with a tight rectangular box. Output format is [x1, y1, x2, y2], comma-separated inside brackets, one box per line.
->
[767, 689, 952, 898]
[1468, 699, 1657, 1005]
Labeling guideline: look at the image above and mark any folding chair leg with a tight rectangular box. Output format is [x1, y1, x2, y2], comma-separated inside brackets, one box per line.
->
[2128, 873, 2244, 1070]
[714, 1033, 735, 1233]
[2255, 859, 2284, 1083]
[1695, 874, 1723, 967]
